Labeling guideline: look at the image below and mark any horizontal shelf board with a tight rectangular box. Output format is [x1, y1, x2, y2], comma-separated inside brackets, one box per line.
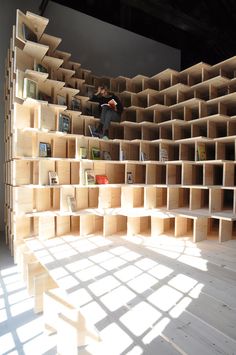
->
[151, 68, 179, 80]
[189, 114, 230, 124]
[191, 75, 230, 90]
[23, 41, 49, 61]
[39, 33, 61, 53]
[179, 61, 211, 75]
[160, 83, 190, 95]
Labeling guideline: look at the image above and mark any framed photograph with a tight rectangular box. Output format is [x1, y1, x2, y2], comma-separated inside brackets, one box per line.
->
[67, 195, 76, 212]
[39, 142, 51, 157]
[127, 171, 133, 184]
[84, 169, 96, 185]
[79, 147, 87, 159]
[57, 95, 67, 106]
[102, 151, 112, 160]
[48, 171, 59, 185]
[58, 113, 71, 133]
[91, 147, 101, 160]
[23, 78, 38, 100]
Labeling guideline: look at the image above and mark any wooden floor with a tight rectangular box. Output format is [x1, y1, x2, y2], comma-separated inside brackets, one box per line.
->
[25, 234, 236, 355]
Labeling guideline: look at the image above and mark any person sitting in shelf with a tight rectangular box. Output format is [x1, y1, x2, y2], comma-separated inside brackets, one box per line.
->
[89, 86, 123, 139]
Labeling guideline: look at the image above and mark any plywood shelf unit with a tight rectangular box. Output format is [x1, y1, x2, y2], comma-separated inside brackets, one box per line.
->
[5, 10, 236, 262]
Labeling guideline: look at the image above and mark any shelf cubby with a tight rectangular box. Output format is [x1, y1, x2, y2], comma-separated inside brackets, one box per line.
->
[103, 215, 127, 237]
[190, 188, 209, 210]
[136, 108, 154, 123]
[121, 186, 144, 208]
[167, 163, 182, 184]
[182, 163, 203, 185]
[140, 141, 159, 161]
[127, 216, 151, 236]
[141, 123, 159, 141]
[146, 163, 166, 184]
[204, 163, 223, 186]
[120, 141, 140, 161]
[167, 187, 190, 209]
[121, 107, 137, 123]
[145, 187, 167, 209]
[98, 186, 121, 209]
[94, 161, 126, 184]
[125, 162, 146, 184]
[160, 142, 179, 161]
[75, 187, 99, 209]
[216, 141, 235, 160]
[151, 217, 175, 237]
[209, 188, 234, 213]
[80, 215, 103, 236]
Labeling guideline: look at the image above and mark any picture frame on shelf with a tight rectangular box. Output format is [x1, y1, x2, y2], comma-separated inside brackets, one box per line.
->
[39, 142, 51, 157]
[79, 147, 87, 159]
[71, 97, 81, 111]
[91, 147, 101, 160]
[127, 171, 133, 184]
[58, 113, 71, 133]
[84, 169, 96, 185]
[48, 171, 59, 185]
[23, 78, 38, 100]
[102, 151, 112, 160]
[67, 195, 76, 212]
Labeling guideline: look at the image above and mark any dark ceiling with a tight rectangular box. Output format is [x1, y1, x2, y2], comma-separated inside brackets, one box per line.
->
[40, 0, 236, 70]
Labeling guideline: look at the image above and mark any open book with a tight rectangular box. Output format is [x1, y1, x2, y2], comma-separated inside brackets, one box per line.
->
[101, 98, 117, 110]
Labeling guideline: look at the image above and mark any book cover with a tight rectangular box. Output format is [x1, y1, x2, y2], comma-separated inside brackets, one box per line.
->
[67, 195, 76, 212]
[197, 143, 206, 160]
[23, 78, 38, 99]
[79, 147, 87, 159]
[48, 171, 59, 185]
[22, 23, 37, 42]
[84, 169, 95, 185]
[59, 113, 71, 133]
[91, 147, 101, 160]
[127, 172, 133, 184]
[160, 148, 168, 161]
[39, 142, 51, 157]
[101, 98, 117, 110]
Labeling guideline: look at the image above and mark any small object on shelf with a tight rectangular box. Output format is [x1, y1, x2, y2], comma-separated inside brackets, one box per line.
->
[140, 151, 147, 161]
[120, 149, 126, 161]
[39, 142, 51, 157]
[58, 113, 71, 133]
[71, 97, 81, 111]
[127, 171, 133, 184]
[22, 23, 37, 42]
[67, 195, 76, 212]
[102, 151, 112, 160]
[57, 94, 67, 106]
[48, 171, 59, 185]
[197, 143, 206, 160]
[96, 175, 109, 184]
[160, 148, 168, 161]
[38, 91, 52, 102]
[91, 147, 101, 160]
[84, 169, 96, 185]
[34, 63, 48, 73]
[23, 78, 38, 99]
[79, 147, 87, 159]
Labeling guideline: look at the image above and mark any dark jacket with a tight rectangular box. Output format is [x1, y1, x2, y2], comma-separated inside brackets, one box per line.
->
[90, 93, 123, 115]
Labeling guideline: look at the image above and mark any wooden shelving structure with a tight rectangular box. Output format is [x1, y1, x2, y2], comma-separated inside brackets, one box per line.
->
[5, 9, 236, 263]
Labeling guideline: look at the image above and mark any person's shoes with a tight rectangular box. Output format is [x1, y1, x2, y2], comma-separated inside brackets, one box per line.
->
[102, 135, 109, 140]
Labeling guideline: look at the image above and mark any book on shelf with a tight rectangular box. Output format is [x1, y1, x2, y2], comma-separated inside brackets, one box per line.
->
[127, 171, 133, 184]
[160, 148, 168, 161]
[102, 151, 112, 160]
[22, 23, 37, 42]
[67, 195, 76, 212]
[58, 113, 71, 133]
[120, 149, 126, 161]
[101, 98, 117, 110]
[48, 171, 59, 185]
[197, 143, 206, 160]
[71, 97, 81, 111]
[23, 78, 38, 99]
[39, 142, 51, 157]
[91, 147, 101, 160]
[79, 147, 87, 159]
[84, 169, 96, 185]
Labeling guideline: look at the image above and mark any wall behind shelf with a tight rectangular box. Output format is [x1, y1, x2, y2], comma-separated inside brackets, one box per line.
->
[44, 2, 181, 77]
[0, 0, 41, 232]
